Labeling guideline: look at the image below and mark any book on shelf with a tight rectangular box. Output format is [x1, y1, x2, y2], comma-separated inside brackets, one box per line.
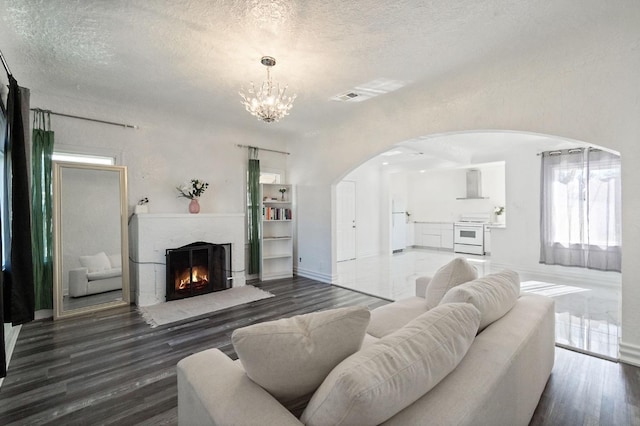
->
[262, 206, 293, 221]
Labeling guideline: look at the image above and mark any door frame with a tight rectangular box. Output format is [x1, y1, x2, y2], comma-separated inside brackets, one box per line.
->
[336, 180, 357, 262]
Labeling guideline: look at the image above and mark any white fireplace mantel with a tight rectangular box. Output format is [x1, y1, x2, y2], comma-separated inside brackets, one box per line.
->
[129, 213, 246, 307]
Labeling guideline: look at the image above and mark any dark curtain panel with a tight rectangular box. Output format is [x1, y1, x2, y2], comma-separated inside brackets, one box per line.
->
[3, 75, 34, 325]
[248, 148, 261, 274]
[0, 94, 6, 377]
[31, 110, 54, 310]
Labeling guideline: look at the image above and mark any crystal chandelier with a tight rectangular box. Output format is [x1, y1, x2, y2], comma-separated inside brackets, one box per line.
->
[239, 56, 296, 123]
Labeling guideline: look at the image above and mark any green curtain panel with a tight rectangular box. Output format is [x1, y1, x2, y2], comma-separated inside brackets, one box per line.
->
[31, 110, 54, 310]
[248, 148, 260, 275]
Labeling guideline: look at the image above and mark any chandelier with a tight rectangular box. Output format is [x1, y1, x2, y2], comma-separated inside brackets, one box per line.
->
[239, 56, 296, 123]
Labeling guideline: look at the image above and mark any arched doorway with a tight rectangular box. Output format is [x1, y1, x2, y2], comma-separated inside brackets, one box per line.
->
[334, 130, 621, 360]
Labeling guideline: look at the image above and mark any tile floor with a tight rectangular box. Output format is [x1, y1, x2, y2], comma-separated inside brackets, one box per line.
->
[335, 248, 621, 359]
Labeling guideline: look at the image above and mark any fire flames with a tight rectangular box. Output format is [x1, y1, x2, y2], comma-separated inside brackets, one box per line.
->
[175, 266, 209, 291]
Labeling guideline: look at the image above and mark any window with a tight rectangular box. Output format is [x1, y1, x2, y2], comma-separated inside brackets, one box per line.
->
[540, 148, 621, 272]
[259, 172, 281, 184]
[52, 152, 115, 165]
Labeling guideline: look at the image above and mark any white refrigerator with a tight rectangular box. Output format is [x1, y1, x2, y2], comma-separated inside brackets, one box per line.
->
[392, 200, 407, 252]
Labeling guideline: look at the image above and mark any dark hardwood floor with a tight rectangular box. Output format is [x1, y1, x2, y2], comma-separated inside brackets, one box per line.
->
[1, 276, 638, 425]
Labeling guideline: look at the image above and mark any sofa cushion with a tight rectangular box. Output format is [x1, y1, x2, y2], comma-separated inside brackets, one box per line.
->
[108, 253, 122, 269]
[425, 257, 478, 309]
[367, 297, 429, 338]
[415, 275, 431, 298]
[301, 303, 481, 426]
[231, 306, 370, 402]
[361, 333, 380, 348]
[87, 268, 122, 281]
[439, 269, 520, 331]
[79, 252, 111, 273]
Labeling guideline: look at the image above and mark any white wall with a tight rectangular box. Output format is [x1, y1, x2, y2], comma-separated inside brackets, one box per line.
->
[295, 184, 333, 282]
[30, 91, 290, 300]
[32, 92, 290, 216]
[288, 18, 640, 365]
[341, 162, 384, 258]
[336, 161, 505, 259]
[406, 163, 505, 223]
[20, 7, 640, 366]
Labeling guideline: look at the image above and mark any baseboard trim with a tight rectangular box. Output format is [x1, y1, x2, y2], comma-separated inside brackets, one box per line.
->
[555, 343, 618, 363]
[619, 341, 640, 367]
[358, 250, 380, 258]
[294, 267, 333, 283]
[35, 309, 53, 320]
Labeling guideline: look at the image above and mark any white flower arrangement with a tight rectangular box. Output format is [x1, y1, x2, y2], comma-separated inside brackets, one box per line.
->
[177, 179, 209, 199]
[494, 206, 505, 215]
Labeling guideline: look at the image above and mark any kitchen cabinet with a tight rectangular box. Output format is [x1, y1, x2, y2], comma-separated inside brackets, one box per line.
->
[406, 222, 415, 246]
[422, 223, 441, 248]
[413, 222, 453, 250]
[413, 223, 423, 246]
[441, 223, 454, 249]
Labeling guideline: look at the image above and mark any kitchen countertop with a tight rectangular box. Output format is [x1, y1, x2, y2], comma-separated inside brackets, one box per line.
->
[412, 221, 453, 224]
[486, 223, 506, 229]
[411, 221, 506, 229]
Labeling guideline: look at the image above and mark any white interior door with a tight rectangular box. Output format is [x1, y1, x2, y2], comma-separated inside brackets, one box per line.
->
[337, 181, 357, 261]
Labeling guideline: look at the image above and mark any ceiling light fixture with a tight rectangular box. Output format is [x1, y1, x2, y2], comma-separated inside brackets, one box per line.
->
[239, 56, 296, 123]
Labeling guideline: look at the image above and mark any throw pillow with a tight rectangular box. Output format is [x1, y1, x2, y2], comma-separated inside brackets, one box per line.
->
[108, 253, 122, 269]
[366, 297, 429, 338]
[300, 303, 481, 426]
[439, 269, 520, 331]
[424, 257, 478, 309]
[231, 306, 371, 402]
[79, 252, 111, 273]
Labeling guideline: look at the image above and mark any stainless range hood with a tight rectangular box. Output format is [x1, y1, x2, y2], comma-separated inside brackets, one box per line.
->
[456, 169, 488, 200]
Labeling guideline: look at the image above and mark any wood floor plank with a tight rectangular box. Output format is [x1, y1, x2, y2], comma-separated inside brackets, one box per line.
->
[1, 277, 639, 425]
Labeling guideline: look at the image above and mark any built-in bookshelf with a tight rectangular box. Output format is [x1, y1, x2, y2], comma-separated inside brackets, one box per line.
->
[260, 183, 293, 280]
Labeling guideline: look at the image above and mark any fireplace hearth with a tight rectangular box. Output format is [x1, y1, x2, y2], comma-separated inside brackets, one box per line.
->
[166, 242, 231, 301]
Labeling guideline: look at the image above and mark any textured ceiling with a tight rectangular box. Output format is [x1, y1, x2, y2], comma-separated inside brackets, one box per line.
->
[0, 0, 627, 144]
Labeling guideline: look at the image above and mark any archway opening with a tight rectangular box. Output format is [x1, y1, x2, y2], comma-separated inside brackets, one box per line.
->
[334, 130, 621, 360]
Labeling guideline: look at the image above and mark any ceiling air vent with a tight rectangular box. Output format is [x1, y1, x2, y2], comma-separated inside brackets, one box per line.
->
[332, 92, 360, 102]
[331, 78, 410, 103]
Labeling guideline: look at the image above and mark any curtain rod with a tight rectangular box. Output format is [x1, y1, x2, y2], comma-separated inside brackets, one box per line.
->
[536, 147, 599, 156]
[30, 108, 138, 129]
[0, 48, 12, 77]
[236, 144, 290, 155]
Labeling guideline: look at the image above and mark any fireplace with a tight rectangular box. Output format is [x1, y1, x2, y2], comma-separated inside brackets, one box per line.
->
[165, 242, 231, 301]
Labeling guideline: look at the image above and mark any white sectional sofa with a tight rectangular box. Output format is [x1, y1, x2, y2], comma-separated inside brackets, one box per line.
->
[177, 258, 555, 425]
[68, 251, 122, 297]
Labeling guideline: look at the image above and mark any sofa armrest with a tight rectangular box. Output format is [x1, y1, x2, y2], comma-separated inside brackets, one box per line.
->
[69, 267, 89, 297]
[415, 276, 431, 298]
[177, 348, 302, 426]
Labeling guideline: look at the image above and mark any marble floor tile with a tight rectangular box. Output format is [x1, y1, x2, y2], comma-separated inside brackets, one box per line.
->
[335, 248, 620, 359]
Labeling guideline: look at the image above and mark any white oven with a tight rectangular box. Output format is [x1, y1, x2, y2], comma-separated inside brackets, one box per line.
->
[454, 214, 490, 255]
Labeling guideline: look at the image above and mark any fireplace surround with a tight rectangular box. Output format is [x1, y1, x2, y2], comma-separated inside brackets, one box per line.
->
[165, 242, 231, 301]
[129, 213, 246, 307]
